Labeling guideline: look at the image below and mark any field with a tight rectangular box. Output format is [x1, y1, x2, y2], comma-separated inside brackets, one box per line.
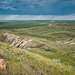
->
[0, 21, 75, 75]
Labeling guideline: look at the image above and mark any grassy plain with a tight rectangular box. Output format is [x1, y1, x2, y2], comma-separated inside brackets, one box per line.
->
[0, 21, 75, 75]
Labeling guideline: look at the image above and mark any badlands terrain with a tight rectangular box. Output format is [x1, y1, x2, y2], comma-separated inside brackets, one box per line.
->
[0, 21, 75, 75]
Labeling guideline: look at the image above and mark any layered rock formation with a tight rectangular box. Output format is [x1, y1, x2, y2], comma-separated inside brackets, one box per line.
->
[0, 33, 37, 49]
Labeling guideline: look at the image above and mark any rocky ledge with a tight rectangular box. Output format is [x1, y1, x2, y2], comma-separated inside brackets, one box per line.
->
[0, 33, 37, 49]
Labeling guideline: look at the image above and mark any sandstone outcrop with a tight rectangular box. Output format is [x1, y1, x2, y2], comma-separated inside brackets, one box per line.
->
[0, 33, 37, 49]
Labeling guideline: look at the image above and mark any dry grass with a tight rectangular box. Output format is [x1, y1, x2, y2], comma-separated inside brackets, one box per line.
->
[0, 42, 75, 75]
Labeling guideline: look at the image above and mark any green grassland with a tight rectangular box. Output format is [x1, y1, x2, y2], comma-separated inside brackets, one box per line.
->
[0, 21, 75, 75]
[0, 42, 74, 75]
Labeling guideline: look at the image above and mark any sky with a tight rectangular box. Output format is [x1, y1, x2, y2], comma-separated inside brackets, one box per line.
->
[0, 0, 75, 20]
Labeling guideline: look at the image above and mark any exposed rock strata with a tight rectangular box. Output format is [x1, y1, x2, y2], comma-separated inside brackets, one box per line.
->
[0, 33, 37, 49]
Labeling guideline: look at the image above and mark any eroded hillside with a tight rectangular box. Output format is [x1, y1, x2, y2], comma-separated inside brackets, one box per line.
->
[0, 43, 75, 75]
[0, 21, 75, 75]
[0, 33, 37, 49]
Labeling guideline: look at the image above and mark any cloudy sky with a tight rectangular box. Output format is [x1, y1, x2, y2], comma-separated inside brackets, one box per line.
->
[0, 0, 75, 20]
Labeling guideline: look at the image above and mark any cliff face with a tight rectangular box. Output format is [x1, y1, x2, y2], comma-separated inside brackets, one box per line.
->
[0, 33, 37, 49]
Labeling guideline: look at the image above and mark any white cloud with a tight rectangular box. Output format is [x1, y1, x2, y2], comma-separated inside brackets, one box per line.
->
[0, 14, 75, 20]
[0, 0, 59, 10]
[0, 0, 12, 3]
[0, 1, 8, 3]
[0, 6, 17, 10]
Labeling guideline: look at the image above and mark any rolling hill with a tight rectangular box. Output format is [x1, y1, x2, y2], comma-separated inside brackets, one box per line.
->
[0, 21, 75, 75]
